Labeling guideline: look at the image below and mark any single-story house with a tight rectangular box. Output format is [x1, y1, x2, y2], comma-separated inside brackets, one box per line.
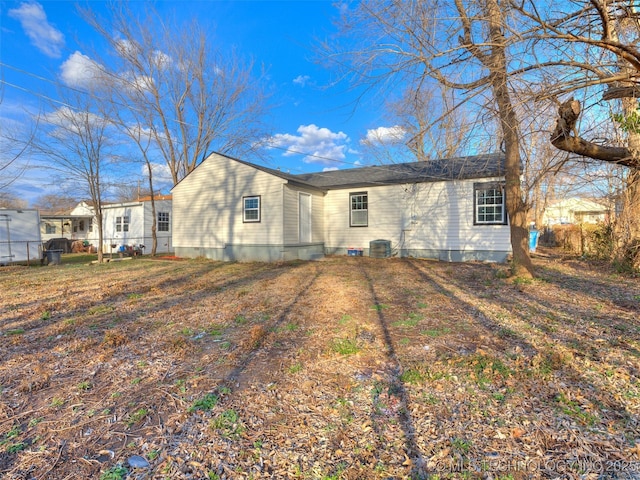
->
[543, 197, 610, 225]
[70, 195, 173, 254]
[171, 152, 511, 263]
[40, 212, 94, 243]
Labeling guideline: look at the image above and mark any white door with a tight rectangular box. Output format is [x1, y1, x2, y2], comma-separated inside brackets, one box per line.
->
[299, 193, 312, 243]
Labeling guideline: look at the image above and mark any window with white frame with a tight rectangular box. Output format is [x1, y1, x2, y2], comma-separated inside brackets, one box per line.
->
[350, 192, 368, 227]
[243, 196, 261, 223]
[158, 212, 170, 232]
[45, 224, 56, 234]
[115, 216, 130, 232]
[474, 183, 506, 225]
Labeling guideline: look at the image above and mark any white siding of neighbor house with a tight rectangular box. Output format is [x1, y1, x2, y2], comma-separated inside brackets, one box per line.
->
[324, 178, 511, 256]
[172, 154, 287, 250]
[282, 185, 325, 245]
[78, 199, 173, 253]
[0, 209, 42, 264]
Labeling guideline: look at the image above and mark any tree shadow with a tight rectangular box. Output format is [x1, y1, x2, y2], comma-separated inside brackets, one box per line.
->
[357, 262, 427, 477]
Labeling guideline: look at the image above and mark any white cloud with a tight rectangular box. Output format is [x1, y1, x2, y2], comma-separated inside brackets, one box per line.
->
[322, 166, 339, 172]
[60, 51, 104, 88]
[9, 2, 64, 58]
[266, 124, 350, 167]
[145, 162, 173, 188]
[42, 106, 108, 137]
[293, 75, 311, 87]
[361, 125, 407, 145]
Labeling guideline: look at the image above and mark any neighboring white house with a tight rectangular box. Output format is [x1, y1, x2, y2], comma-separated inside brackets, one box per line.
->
[40, 212, 94, 243]
[0, 209, 42, 265]
[543, 198, 610, 226]
[171, 152, 511, 263]
[71, 195, 173, 254]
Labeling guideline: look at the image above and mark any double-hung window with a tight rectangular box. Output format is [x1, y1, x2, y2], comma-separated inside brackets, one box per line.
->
[158, 212, 170, 232]
[243, 196, 261, 223]
[474, 183, 506, 225]
[350, 192, 368, 227]
[115, 216, 130, 232]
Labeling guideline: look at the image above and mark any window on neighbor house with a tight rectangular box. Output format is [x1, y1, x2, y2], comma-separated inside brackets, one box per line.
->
[45, 224, 56, 234]
[243, 196, 261, 223]
[158, 212, 170, 232]
[350, 192, 368, 227]
[474, 183, 506, 225]
[115, 216, 130, 232]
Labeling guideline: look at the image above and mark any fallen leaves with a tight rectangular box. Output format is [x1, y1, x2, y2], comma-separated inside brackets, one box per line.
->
[1, 251, 639, 478]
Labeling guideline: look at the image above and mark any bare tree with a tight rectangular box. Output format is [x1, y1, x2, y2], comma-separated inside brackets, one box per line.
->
[80, 2, 272, 186]
[326, 0, 536, 276]
[0, 95, 36, 201]
[507, 1, 640, 268]
[31, 91, 116, 263]
[31, 194, 78, 215]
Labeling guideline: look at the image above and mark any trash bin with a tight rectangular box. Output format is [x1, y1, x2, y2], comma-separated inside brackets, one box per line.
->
[529, 229, 539, 253]
[45, 249, 63, 265]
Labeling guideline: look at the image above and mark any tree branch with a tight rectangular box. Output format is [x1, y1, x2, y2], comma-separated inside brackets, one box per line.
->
[551, 98, 639, 168]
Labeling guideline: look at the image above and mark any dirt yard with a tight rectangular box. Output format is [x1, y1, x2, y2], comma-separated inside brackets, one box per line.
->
[1, 250, 639, 479]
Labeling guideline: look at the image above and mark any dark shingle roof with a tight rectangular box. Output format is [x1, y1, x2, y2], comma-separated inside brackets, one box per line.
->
[292, 153, 505, 190]
[178, 152, 505, 192]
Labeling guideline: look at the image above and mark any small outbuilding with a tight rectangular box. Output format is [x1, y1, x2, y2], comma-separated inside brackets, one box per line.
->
[0, 209, 42, 265]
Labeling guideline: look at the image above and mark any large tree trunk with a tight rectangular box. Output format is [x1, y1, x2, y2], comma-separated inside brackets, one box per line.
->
[485, 0, 535, 277]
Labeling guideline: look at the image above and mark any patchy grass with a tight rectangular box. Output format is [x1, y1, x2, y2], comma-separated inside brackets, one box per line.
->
[0, 250, 639, 478]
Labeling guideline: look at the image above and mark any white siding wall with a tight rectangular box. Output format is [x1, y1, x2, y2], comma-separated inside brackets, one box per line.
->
[0, 209, 42, 263]
[172, 154, 286, 249]
[144, 200, 172, 251]
[282, 185, 325, 244]
[324, 178, 511, 255]
[74, 200, 173, 253]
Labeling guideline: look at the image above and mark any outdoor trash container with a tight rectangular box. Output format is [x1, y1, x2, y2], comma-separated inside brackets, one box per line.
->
[529, 229, 539, 253]
[45, 249, 63, 265]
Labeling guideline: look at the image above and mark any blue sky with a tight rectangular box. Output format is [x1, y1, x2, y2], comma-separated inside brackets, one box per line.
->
[1, 1, 400, 205]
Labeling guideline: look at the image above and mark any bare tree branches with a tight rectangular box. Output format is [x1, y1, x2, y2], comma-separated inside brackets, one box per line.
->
[80, 2, 272, 186]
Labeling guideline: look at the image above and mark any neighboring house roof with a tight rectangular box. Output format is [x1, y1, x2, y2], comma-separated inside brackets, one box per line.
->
[176, 152, 506, 191]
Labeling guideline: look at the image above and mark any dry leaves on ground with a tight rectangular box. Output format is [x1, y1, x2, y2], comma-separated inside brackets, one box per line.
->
[1, 249, 639, 479]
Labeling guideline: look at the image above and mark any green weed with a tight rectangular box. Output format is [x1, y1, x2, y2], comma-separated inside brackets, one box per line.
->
[330, 337, 360, 355]
[100, 464, 128, 480]
[188, 393, 219, 413]
[370, 303, 390, 311]
[126, 408, 149, 427]
[210, 409, 244, 438]
[147, 449, 160, 461]
[400, 368, 426, 384]
[6, 442, 26, 453]
[393, 312, 423, 328]
[288, 362, 303, 374]
[77, 381, 92, 391]
[421, 327, 451, 337]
